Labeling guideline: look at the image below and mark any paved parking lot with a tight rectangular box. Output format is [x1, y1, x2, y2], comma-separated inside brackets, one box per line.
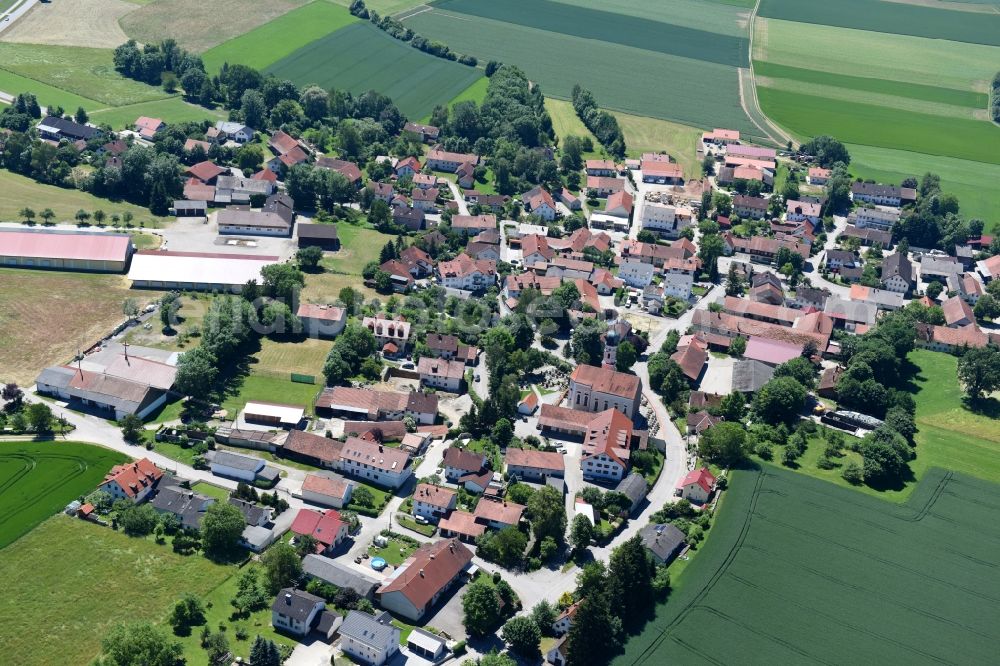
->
[159, 214, 297, 259]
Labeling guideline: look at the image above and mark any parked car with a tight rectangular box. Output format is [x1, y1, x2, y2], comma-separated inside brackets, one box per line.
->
[414, 515, 428, 525]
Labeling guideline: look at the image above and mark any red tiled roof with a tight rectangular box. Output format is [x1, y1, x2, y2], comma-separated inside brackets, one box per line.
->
[473, 498, 525, 526]
[186, 160, 225, 183]
[102, 458, 162, 498]
[505, 448, 565, 472]
[301, 473, 352, 500]
[289, 508, 346, 549]
[443, 447, 486, 473]
[377, 539, 473, 609]
[569, 364, 641, 400]
[678, 467, 716, 493]
[296, 304, 345, 321]
[438, 510, 485, 539]
[283, 430, 344, 464]
[414, 483, 456, 509]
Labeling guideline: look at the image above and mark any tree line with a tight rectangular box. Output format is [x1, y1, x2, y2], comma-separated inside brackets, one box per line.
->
[571, 84, 626, 159]
[349, 0, 478, 66]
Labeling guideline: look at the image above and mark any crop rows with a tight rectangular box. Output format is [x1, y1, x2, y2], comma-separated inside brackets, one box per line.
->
[265, 22, 481, 121]
[615, 466, 1000, 664]
[759, 0, 1000, 47]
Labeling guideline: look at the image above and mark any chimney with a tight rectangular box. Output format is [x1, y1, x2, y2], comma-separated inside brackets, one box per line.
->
[284, 593, 292, 605]
[419, 569, 424, 577]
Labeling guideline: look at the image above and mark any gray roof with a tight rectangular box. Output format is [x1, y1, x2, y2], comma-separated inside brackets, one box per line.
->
[217, 208, 290, 230]
[228, 497, 270, 525]
[241, 524, 274, 550]
[340, 610, 398, 647]
[36, 366, 75, 389]
[173, 200, 208, 209]
[921, 257, 962, 277]
[151, 485, 214, 530]
[732, 359, 774, 393]
[216, 121, 253, 135]
[210, 450, 265, 472]
[881, 253, 913, 285]
[272, 588, 324, 622]
[302, 554, 379, 598]
[824, 297, 877, 325]
[640, 523, 686, 562]
[614, 472, 648, 510]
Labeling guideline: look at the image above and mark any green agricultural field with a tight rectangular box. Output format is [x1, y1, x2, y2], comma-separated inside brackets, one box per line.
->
[0, 68, 101, 111]
[202, 0, 358, 73]
[89, 96, 226, 128]
[0, 516, 234, 666]
[754, 61, 987, 109]
[758, 0, 1000, 46]
[265, 21, 481, 120]
[617, 466, 1000, 664]
[847, 144, 1000, 232]
[0, 441, 127, 549]
[0, 43, 171, 107]
[754, 18, 1000, 92]
[404, 0, 755, 132]
[757, 86, 1000, 165]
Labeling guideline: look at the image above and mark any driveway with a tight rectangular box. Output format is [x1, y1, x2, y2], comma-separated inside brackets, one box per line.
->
[285, 637, 335, 666]
[159, 214, 297, 260]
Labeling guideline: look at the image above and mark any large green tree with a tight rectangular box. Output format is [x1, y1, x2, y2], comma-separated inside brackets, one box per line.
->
[527, 485, 567, 546]
[96, 623, 183, 666]
[698, 421, 747, 467]
[201, 502, 246, 559]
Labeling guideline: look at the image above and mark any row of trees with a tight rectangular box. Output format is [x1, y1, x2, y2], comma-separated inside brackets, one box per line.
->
[571, 85, 625, 158]
[991, 72, 1000, 123]
[113, 39, 203, 92]
[349, 0, 477, 66]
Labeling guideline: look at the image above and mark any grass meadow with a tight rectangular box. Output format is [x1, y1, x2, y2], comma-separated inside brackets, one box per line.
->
[0, 441, 127, 549]
[202, 0, 358, 73]
[0, 267, 161, 386]
[847, 144, 1000, 233]
[300, 223, 394, 303]
[617, 466, 1000, 664]
[0, 42, 171, 107]
[253, 337, 331, 378]
[0, 516, 235, 666]
[0, 68, 101, 111]
[0, 170, 167, 225]
[89, 96, 227, 129]
[221, 373, 322, 417]
[265, 21, 481, 120]
[404, 0, 757, 133]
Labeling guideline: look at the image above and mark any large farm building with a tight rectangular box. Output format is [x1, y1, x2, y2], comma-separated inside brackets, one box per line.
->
[0, 229, 133, 272]
[127, 250, 277, 292]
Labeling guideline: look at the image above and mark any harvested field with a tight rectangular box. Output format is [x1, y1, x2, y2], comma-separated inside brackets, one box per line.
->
[0, 43, 169, 106]
[202, 0, 358, 73]
[0, 267, 161, 385]
[618, 466, 1000, 664]
[266, 21, 480, 120]
[0, 441, 127, 549]
[0, 0, 133, 49]
[0, 515, 233, 666]
[404, 0, 755, 132]
[759, 0, 1000, 46]
[119, 0, 309, 53]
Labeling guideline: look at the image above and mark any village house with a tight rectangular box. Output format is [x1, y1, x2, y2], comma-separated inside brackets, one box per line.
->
[37, 115, 98, 142]
[586, 176, 625, 197]
[315, 157, 362, 188]
[134, 116, 166, 141]
[213, 120, 254, 144]
[677, 467, 716, 503]
[807, 167, 831, 185]
[450, 214, 497, 236]
[299, 473, 354, 509]
[640, 523, 687, 565]
[403, 122, 440, 143]
[880, 253, 914, 294]
[338, 610, 401, 666]
[417, 356, 465, 393]
[851, 206, 899, 231]
[505, 447, 565, 482]
[639, 200, 693, 239]
[436, 253, 496, 291]
[367, 181, 395, 203]
[850, 182, 916, 207]
[443, 447, 491, 492]
[271, 588, 330, 637]
[413, 483, 458, 522]
[290, 508, 350, 554]
[474, 497, 525, 530]
[942, 295, 975, 328]
[604, 190, 634, 219]
[732, 195, 770, 220]
[392, 206, 426, 232]
[585, 159, 617, 176]
[617, 259, 655, 288]
[569, 364, 642, 418]
[523, 186, 558, 221]
[786, 200, 821, 225]
[296, 304, 346, 339]
[98, 458, 163, 504]
[376, 539, 473, 621]
[641, 159, 684, 185]
[426, 147, 478, 172]
[702, 128, 740, 145]
[363, 315, 411, 353]
[580, 408, 633, 483]
[425, 333, 479, 364]
[339, 437, 412, 489]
